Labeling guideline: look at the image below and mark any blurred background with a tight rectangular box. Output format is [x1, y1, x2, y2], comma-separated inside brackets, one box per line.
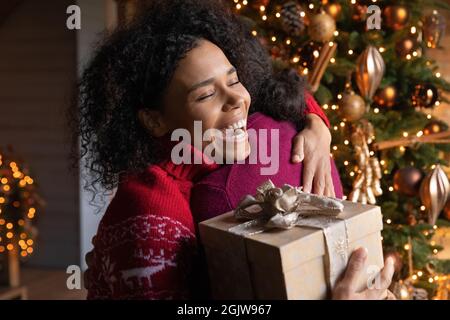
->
[0, 0, 449, 299]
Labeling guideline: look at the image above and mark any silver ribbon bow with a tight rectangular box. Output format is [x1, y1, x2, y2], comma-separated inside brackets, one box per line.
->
[229, 180, 349, 290]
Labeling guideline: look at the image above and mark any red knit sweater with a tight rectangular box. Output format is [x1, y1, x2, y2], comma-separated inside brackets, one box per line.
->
[86, 97, 328, 299]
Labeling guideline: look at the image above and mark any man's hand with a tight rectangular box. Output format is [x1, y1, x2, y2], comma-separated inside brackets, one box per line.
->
[291, 113, 335, 197]
[332, 247, 395, 300]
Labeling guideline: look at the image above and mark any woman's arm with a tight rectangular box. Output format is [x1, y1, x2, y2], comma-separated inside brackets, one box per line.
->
[291, 93, 335, 197]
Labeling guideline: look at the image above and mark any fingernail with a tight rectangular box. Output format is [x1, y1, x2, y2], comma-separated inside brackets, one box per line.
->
[292, 155, 301, 163]
[387, 257, 394, 266]
[356, 246, 368, 257]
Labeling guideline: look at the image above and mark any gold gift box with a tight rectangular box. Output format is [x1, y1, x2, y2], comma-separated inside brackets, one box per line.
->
[199, 201, 385, 299]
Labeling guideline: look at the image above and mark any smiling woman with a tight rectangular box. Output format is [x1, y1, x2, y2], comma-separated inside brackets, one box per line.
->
[138, 40, 252, 162]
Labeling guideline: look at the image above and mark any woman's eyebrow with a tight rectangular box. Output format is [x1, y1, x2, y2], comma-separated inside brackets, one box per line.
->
[187, 67, 237, 93]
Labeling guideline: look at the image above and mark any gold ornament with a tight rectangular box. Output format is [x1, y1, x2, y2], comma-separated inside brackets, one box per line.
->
[374, 85, 397, 108]
[308, 12, 336, 43]
[383, 5, 409, 31]
[419, 165, 450, 225]
[393, 167, 424, 197]
[349, 121, 383, 205]
[423, 10, 446, 48]
[340, 92, 366, 122]
[411, 84, 439, 109]
[355, 46, 385, 100]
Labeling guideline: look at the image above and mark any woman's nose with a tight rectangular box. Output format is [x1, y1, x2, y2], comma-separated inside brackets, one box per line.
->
[222, 93, 244, 112]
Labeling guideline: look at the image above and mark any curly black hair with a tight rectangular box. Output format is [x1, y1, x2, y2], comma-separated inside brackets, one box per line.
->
[69, 0, 306, 193]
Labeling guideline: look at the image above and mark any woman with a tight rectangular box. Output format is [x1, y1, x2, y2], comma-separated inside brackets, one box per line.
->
[76, 0, 394, 299]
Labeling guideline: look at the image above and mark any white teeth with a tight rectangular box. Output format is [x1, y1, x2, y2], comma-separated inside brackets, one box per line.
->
[234, 128, 245, 136]
[226, 119, 247, 130]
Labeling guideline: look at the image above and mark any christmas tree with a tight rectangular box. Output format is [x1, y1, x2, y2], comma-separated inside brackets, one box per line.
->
[0, 147, 42, 261]
[230, 0, 450, 299]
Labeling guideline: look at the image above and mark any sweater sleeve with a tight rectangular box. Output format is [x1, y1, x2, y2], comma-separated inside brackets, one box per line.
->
[88, 213, 198, 300]
[304, 92, 330, 128]
[87, 167, 201, 300]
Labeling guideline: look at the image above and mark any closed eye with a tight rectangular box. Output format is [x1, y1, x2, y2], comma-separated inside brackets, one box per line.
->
[197, 91, 215, 101]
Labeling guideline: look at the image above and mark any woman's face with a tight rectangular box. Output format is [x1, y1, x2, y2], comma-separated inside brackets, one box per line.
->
[157, 39, 252, 161]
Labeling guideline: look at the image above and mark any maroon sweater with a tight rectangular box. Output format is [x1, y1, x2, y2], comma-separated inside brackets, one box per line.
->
[190, 111, 343, 223]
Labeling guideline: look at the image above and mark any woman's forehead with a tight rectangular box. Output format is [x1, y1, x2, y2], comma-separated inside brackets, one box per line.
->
[173, 40, 234, 85]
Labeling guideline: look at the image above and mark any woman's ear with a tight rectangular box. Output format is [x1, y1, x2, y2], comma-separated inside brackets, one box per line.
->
[138, 109, 169, 137]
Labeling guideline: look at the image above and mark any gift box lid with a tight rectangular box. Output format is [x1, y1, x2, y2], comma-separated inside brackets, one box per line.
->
[199, 200, 383, 273]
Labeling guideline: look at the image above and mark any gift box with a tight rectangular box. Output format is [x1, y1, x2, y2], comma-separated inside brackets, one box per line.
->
[198, 180, 385, 300]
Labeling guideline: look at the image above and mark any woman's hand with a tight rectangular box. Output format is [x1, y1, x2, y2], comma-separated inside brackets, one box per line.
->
[291, 113, 334, 197]
[332, 247, 395, 300]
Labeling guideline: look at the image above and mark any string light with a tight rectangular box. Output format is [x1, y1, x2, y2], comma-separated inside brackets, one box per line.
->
[275, 12, 281, 18]
[404, 244, 410, 250]
[259, 5, 265, 12]
[330, 57, 336, 63]
[436, 72, 441, 78]
[236, 3, 242, 10]
[411, 26, 417, 34]
[418, 271, 423, 276]
[386, 219, 392, 224]
[262, 15, 267, 21]
[379, 47, 385, 53]
[380, 160, 386, 166]
[389, 186, 394, 192]
[271, 36, 276, 42]
[348, 49, 354, 55]
[337, 94, 342, 99]
[406, 54, 412, 60]
[403, 132, 409, 138]
[323, 104, 329, 110]
[251, 30, 257, 36]
[374, 108, 380, 113]
[420, 205, 426, 211]
[308, 3, 314, 9]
